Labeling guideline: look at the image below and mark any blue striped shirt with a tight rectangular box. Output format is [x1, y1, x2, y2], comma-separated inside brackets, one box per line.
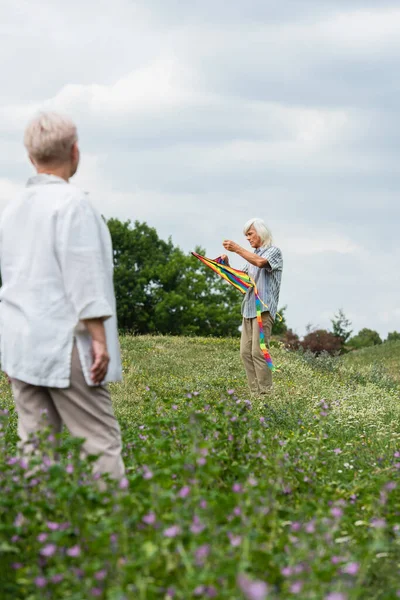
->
[241, 245, 283, 320]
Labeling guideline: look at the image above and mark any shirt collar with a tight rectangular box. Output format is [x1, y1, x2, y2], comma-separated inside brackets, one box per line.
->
[26, 174, 69, 187]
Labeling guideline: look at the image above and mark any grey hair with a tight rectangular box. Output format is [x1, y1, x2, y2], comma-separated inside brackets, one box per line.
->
[24, 111, 78, 164]
[243, 218, 273, 247]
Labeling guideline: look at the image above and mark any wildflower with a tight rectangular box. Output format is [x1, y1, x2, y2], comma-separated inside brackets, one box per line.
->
[291, 522, 301, 532]
[142, 512, 156, 525]
[35, 577, 47, 588]
[14, 513, 25, 527]
[95, 570, 107, 581]
[37, 533, 48, 543]
[164, 525, 181, 538]
[232, 483, 242, 493]
[47, 522, 60, 531]
[291, 581, 303, 594]
[195, 544, 210, 566]
[178, 485, 191, 498]
[197, 457, 206, 466]
[325, 594, 347, 600]
[51, 574, 64, 584]
[90, 588, 102, 597]
[331, 507, 343, 519]
[119, 477, 129, 490]
[190, 515, 205, 534]
[227, 389, 235, 395]
[237, 574, 269, 600]
[199, 500, 207, 509]
[342, 562, 359, 576]
[66, 464, 74, 474]
[281, 567, 293, 577]
[143, 466, 153, 480]
[228, 532, 242, 547]
[67, 545, 81, 557]
[371, 518, 386, 529]
[12, 563, 23, 570]
[333, 448, 342, 455]
[40, 544, 57, 557]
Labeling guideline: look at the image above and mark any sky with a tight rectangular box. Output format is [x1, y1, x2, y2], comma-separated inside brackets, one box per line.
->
[1, 0, 399, 338]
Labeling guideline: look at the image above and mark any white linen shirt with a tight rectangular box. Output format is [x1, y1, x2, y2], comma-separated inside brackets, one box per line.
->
[0, 174, 122, 387]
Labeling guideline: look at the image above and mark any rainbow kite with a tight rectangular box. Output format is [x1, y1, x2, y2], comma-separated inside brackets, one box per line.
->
[192, 251, 279, 372]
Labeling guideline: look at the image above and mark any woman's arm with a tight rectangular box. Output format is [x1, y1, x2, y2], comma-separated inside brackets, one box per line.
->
[222, 240, 268, 268]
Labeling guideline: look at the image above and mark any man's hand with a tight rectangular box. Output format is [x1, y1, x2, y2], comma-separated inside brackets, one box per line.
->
[90, 339, 110, 385]
[223, 240, 241, 253]
[82, 317, 110, 385]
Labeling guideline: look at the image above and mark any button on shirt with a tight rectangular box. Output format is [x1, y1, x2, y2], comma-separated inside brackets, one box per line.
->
[241, 245, 283, 320]
[0, 174, 122, 387]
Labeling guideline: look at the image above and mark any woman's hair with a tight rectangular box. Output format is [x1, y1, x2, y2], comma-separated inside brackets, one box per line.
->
[243, 218, 273, 247]
[24, 111, 78, 165]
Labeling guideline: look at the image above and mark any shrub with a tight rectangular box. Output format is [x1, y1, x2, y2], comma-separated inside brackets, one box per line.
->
[300, 329, 342, 356]
[348, 328, 382, 350]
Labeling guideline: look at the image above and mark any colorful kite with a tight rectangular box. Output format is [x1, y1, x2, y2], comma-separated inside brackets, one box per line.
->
[192, 251, 279, 372]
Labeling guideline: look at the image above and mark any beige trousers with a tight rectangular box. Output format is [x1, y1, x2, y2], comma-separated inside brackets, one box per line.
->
[11, 344, 125, 480]
[240, 312, 274, 394]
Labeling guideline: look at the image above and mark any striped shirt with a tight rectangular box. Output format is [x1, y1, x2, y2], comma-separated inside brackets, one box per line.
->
[241, 245, 283, 320]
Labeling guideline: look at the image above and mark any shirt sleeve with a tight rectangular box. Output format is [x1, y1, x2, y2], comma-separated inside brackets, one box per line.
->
[56, 196, 113, 321]
[262, 246, 283, 272]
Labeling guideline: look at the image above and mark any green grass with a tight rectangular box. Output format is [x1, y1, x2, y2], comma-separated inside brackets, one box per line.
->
[344, 340, 400, 382]
[1, 336, 400, 599]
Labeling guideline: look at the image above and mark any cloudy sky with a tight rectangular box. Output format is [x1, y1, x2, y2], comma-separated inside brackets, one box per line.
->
[1, 0, 399, 338]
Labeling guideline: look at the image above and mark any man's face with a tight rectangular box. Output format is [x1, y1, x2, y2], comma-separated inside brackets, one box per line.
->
[246, 226, 262, 248]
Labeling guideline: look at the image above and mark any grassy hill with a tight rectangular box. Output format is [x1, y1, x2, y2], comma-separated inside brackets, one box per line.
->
[1, 336, 400, 599]
[344, 340, 400, 382]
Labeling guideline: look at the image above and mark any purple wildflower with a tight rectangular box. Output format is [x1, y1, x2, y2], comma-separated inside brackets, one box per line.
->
[195, 544, 210, 566]
[35, 576, 47, 588]
[331, 507, 343, 519]
[333, 448, 342, 455]
[227, 389, 235, 395]
[190, 515, 205, 534]
[119, 477, 129, 490]
[228, 532, 242, 547]
[237, 574, 269, 600]
[51, 574, 64, 584]
[66, 464, 74, 474]
[40, 544, 57, 557]
[95, 570, 107, 581]
[178, 485, 191, 498]
[371, 518, 386, 529]
[90, 588, 102, 597]
[290, 582, 303, 594]
[164, 525, 181, 538]
[232, 483, 242, 493]
[142, 512, 156, 525]
[67, 545, 81, 557]
[37, 533, 48, 543]
[47, 522, 60, 531]
[197, 457, 206, 466]
[325, 594, 347, 600]
[342, 562, 359, 576]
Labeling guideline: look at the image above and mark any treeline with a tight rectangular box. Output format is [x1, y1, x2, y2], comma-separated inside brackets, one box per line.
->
[109, 219, 243, 336]
[282, 309, 399, 355]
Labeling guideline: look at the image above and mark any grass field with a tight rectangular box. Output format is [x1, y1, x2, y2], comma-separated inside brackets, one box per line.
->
[344, 340, 400, 382]
[1, 336, 400, 599]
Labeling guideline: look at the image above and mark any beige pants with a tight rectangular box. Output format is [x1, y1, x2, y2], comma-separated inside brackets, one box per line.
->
[11, 344, 125, 480]
[240, 312, 274, 394]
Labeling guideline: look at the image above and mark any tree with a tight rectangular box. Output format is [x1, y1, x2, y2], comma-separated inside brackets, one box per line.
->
[348, 328, 382, 350]
[386, 331, 400, 343]
[300, 329, 342, 356]
[272, 305, 288, 336]
[107, 219, 242, 336]
[331, 309, 352, 345]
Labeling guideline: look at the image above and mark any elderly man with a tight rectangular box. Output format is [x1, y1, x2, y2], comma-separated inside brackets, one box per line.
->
[0, 112, 125, 480]
[222, 218, 283, 395]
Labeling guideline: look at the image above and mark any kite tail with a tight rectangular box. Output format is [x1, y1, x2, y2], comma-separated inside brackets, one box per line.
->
[255, 294, 278, 372]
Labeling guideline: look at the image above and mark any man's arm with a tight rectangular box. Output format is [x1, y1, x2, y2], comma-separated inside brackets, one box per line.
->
[222, 240, 268, 268]
[82, 318, 109, 385]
